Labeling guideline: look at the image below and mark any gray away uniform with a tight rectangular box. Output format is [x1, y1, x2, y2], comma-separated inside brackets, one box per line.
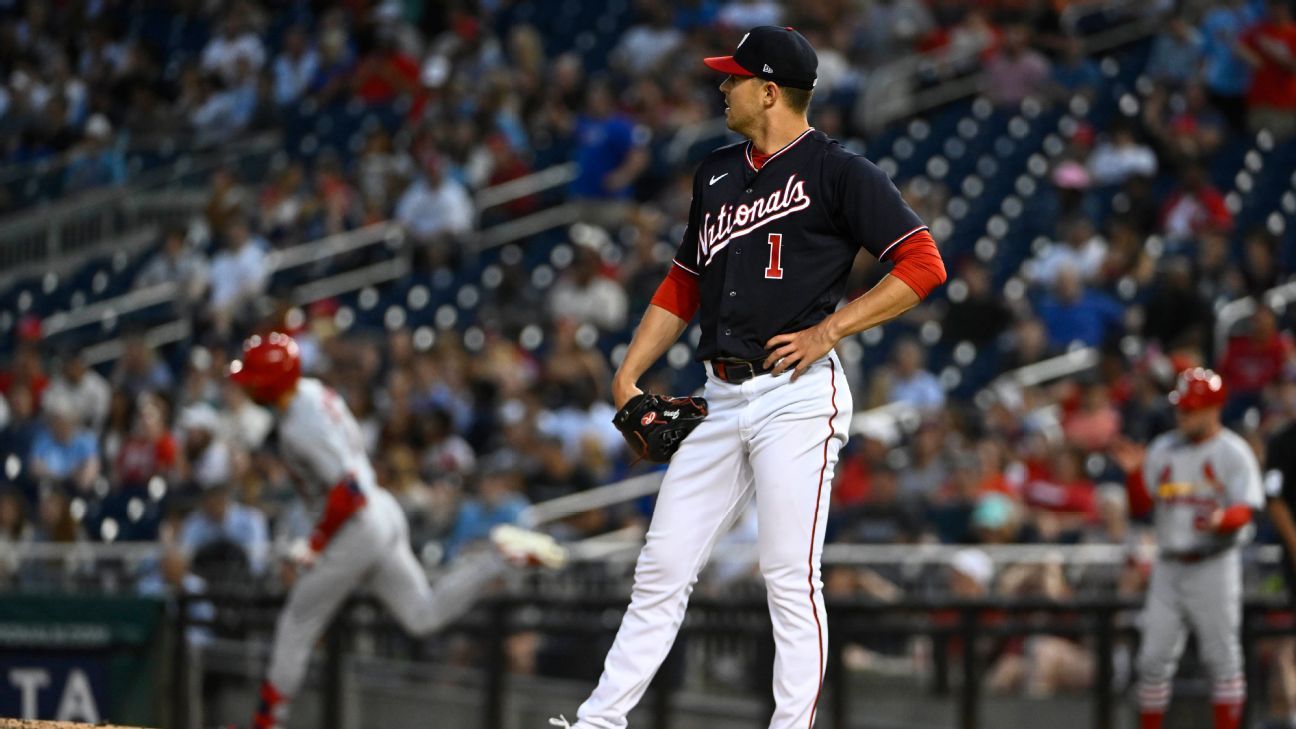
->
[1135, 427, 1263, 713]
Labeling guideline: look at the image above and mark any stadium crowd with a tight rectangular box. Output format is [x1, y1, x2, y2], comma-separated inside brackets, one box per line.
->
[0, 0, 1292, 641]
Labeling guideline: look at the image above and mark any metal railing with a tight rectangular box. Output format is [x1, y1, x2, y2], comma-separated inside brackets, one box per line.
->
[854, 3, 1163, 133]
[0, 133, 281, 287]
[171, 588, 1296, 729]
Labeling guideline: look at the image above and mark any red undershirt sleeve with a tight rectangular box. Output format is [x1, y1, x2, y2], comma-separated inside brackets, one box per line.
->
[649, 263, 701, 321]
[1215, 504, 1252, 533]
[885, 229, 947, 300]
[1125, 469, 1154, 520]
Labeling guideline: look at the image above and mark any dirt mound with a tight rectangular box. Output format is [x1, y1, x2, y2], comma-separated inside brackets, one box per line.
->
[0, 716, 150, 721]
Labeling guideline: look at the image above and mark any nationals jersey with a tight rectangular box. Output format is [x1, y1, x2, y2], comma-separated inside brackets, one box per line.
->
[672, 127, 927, 361]
[275, 378, 381, 503]
[1143, 428, 1263, 554]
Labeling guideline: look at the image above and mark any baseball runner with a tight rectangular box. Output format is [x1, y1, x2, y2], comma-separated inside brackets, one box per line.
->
[1112, 368, 1264, 729]
[554, 26, 946, 729]
[226, 332, 566, 729]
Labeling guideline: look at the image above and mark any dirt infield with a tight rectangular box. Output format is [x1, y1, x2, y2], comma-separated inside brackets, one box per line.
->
[0, 716, 150, 721]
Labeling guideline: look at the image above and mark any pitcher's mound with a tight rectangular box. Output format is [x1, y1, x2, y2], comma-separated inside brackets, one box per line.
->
[0, 716, 150, 721]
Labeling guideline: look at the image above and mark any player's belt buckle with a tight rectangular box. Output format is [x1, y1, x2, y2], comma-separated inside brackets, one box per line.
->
[711, 358, 765, 384]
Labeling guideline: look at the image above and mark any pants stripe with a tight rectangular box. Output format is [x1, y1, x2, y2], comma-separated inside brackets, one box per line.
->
[806, 358, 838, 729]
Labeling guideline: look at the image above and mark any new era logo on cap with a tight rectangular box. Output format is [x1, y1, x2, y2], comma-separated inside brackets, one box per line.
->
[702, 26, 818, 90]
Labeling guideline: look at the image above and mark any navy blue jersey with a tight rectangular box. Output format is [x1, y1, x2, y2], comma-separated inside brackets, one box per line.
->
[673, 128, 928, 361]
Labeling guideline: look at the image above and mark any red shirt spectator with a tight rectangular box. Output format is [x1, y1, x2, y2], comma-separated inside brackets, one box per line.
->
[1241, 5, 1296, 110]
[114, 398, 179, 487]
[1219, 308, 1294, 396]
[352, 40, 419, 105]
[1159, 166, 1232, 240]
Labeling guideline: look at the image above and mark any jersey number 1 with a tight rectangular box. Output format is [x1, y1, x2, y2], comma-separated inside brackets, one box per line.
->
[765, 233, 783, 279]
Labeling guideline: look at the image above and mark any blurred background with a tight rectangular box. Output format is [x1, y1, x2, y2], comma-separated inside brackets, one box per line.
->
[0, 0, 1294, 727]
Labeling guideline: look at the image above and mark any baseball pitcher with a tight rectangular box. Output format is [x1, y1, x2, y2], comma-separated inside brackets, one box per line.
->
[227, 332, 566, 729]
[554, 26, 946, 729]
[1113, 368, 1264, 729]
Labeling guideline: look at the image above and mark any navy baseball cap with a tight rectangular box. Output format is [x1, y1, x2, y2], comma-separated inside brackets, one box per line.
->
[704, 26, 818, 90]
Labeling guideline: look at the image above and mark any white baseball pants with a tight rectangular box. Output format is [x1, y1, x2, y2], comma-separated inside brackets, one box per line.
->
[575, 352, 851, 729]
[266, 487, 506, 696]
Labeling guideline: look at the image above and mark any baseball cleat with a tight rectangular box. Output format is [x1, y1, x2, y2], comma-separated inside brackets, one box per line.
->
[491, 525, 568, 570]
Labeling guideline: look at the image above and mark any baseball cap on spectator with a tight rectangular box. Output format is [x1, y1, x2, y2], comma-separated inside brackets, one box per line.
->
[704, 26, 818, 90]
[972, 492, 1015, 531]
[950, 548, 994, 590]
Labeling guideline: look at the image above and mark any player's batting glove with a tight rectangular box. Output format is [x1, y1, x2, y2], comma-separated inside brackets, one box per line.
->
[613, 393, 708, 463]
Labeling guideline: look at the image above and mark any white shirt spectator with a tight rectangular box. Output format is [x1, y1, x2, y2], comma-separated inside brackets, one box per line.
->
[1088, 139, 1158, 186]
[613, 24, 684, 76]
[44, 365, 111, 431]
[549, 273, 628, 332]
[1026, 236, 1108, 286]
[208, 234, 268, 312]
[201, 31, 266, 85]
[889, 370, 946, 411]
[718, 0, 783, 28]
[394, 174, 474, 242]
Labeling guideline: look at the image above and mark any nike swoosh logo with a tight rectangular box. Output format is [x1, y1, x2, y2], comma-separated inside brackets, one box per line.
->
[709, 173, 729, 186]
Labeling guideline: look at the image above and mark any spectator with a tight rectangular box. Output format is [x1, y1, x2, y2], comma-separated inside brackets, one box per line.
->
[1049, 35, 1102, 100]
[982, 24, 1051, 108]
[62, 113, 125, 193]
[898, 423, 949, 505]
[1062, 381, 1122, 452]
[27, 393, 100, 493]
[114, 394, 180, 490]
[1145, 14, 1204, 89]
[1142, 82, 1226, 165]
[717, 0, 783, 29]
[1141, 257, 1214, 351]
[272, 26, 319, 107]
[548, 245, 629, 333]
[32, 488, 80, 543]
[445, 456, 529, 559]
[207, 218, 269, 335]
[0, 486, 32, 546]
[43, 351, 111, 431]
[419, 407, 477, 477]
[1241, 227, 1283, 296]
[350, 26, 420, 106]
[1218, 306, 1295, 412]
[394, 154, 474, 266]
[1238, 0, 1296, 139]
[887, 339, 946, 412]
[178, 479, 270, 578]
[135, 227, 211, 307]
[569, 79, 649, 224]
[1036, 266, 1124, 349]
[612, 4, 685, 76]
[1086, 122, 1157, 186]
[1199, 0, 1260, 130]
[200, 15, 266, 86]
[1026, 216, 1108, 286]
[1158, 164, 1232, 243]
[112, 333, 175, 398]
[0, 344, 48, 405]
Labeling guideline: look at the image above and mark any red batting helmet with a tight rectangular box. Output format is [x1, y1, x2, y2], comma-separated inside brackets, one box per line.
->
[1168, 367, 1227, 412]
[228, 332, 301, 405]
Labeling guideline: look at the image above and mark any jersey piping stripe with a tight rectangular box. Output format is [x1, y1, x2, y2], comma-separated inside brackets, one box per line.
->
[672, 258, 700, 276]
[806, 358, 837, 729]
[877, 225, 930, 261]
[744, 127, 816, 171]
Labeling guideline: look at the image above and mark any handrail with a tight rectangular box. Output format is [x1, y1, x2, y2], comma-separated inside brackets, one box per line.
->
[41, 222, 402, 339]
[473, 162, 578, 210]
[1214, 280, 1296, 359]
[855, 4, 1163, 133]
